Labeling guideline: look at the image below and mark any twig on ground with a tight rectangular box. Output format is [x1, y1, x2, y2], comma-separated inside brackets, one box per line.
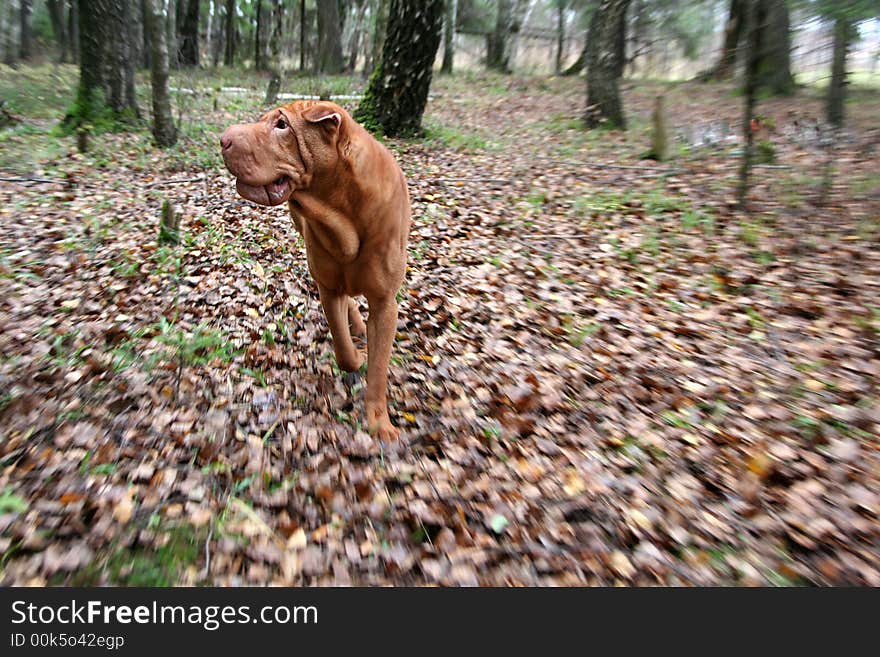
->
[145, 177, 204, 188]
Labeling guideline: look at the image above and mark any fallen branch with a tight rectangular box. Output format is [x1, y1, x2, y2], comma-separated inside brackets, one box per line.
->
[0, 176, 64, 185]
[145, 177, 204, 188]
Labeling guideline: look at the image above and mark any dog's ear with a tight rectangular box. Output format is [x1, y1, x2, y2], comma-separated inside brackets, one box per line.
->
[303, 104, 342, 132]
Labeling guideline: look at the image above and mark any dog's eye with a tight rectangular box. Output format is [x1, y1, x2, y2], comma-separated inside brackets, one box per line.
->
[275, 117, 288, 130]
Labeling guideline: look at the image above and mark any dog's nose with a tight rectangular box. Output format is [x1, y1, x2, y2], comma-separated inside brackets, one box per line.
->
[220, 132, 233, 151]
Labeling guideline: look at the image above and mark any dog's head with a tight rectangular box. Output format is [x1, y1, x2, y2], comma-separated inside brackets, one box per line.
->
[220, 100, 350, 206]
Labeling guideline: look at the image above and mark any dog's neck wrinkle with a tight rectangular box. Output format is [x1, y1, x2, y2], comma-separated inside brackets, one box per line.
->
[292, 188, 360, 263]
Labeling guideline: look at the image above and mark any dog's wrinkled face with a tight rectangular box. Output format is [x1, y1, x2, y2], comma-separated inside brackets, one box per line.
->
[220, 101, 344, 206]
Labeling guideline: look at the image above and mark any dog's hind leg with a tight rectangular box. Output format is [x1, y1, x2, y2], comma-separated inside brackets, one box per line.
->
[347, 297, 366, 338]
[318, 284, 365, 373]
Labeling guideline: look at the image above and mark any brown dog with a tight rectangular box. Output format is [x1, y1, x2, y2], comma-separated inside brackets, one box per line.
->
[220, 101, 410, 441]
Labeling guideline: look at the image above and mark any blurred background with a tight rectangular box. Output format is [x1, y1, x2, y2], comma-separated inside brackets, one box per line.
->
[0, 1, 878, 587]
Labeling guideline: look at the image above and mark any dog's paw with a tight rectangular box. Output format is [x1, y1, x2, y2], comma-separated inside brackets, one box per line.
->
[369, 418, 400, 444]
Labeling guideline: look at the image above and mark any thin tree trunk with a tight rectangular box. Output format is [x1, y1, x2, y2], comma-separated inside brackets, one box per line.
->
[738, 0, 764, 208]
[299, 0, 306, 70]
[562, 38, 587, 76]
[827, 14, 851, 130]
[106, 0, 139, 116]
[224, 0, 235, 66]
[441, 0, 457, 74]
[166, 0, 178, 68]
[487, 0, 513, 72]
[365, 0, 389, 75]
[130, 0, 144, 71]
[179, 0, 199, 66]
[68, 0, 79, 64]
[316, 0, 344, 73]
[2, 0, 17, 66]
[255, 0, 266, 70]
[345, 0, 365, 72]
[265, 0, 283, 104]
[585, 0, 631, 129]
[555, 0, 565, 75]
[145, 0, 177, 147]
[48, 0, 69, 62]
[355, 0, 443, 137]
[19, 0, 32, 60]
[141, 0, 152, 68]
[705, 0, 743, 80]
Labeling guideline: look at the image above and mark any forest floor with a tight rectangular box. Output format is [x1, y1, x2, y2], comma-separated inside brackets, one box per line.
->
[1, 64, 878, 586]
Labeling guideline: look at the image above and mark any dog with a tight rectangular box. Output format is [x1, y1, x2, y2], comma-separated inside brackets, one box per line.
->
[220, 101, 410, 441]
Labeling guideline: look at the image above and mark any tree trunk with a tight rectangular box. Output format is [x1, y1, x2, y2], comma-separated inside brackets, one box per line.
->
[365, 0, 389, 75]
[827, 14, 851, 130]
[265, 0, 283, 105]
[179, 0, 200, 66]
[706, 0, 743, 80]
[19, 0, 31, 60]
[48, 0, 69, 62]
[585, 0, 630, 129]
[2, 0, 17, 67]
[224, 0, 235, 66]
[68, 0, 79, 64]
[613, 0, 626, 78]
[130, 0, 144, 71]
[755, 0, 793, 95]
[346, 0, 368, 72]
[166, 0, 178, 68]
[487, 0, 513, 72]
[354, 0, 443, 137]
[738, 0, 764, 207]
[107, 0, 139, 116]
[316, 0, 344, 73]
[141, 0, 152, 68]
[299, 0, 306, 70]
[441, 0, 456, 74]
[562, 39, 587, 76]
[145, 0, 177, 147]
[71, 0, 108, 125]
[255, 0, 267, 70]
[555, 0, 565, 75]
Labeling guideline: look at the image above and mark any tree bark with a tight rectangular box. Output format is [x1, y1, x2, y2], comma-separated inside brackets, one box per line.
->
[107, 0, 139, 116]
[19, 0, 32, 60]
[827, 14, 852, 130]
[707, 0, 744, 80]
[738, 0, 764, 207]
[365, 0, 389, 75]
[68, 0, 79, 64]
[224, 0, 235, 66]
[265, 0, 283, 105]
[755, 0, 794, 95]
[316, 0, 344, 73]
[562, 39, 587, 76]
[179, 0, 200, 66]
[441, 0, 457, 73]
[354, 0, 443, 137]
[141, 0, 152, 68]
[145, 0, 177, 147]
[346, 0, 368, 72]
[585, 0, 631, 129]
[48, 0, 69, 63]
[555, 0, 565, 75]
[130, 0, 144, 71]
[299, 0, 306, 70]
[71, 0, 107, 124]
[487, 0, 513, 72]
[3, 0, 17, 66]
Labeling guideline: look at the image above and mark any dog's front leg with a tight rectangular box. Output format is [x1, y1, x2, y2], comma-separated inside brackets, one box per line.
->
[365, 294, 399, 442]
